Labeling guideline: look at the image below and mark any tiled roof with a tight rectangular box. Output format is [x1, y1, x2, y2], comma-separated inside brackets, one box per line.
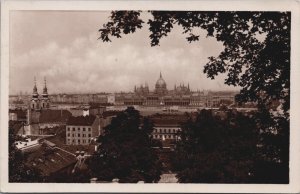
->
[25, 145, 77, 177]
[66, 115, 96, 126]
[149, 114, 188, 127]
[39, 110, 72, 123]
[102, 111, 121, 118]
[152, 119, 185, 127]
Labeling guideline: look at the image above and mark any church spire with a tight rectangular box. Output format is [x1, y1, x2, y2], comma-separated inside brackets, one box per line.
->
[160, 71, 162, 78]
[32, 77, 38, 97]
[43, 77, 48, 95]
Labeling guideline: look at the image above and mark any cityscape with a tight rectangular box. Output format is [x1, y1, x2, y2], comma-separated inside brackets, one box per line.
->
[9, 72, 256, 183]
[7, 10, 289, 185]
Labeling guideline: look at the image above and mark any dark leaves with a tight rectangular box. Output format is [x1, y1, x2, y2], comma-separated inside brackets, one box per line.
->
[88, 107, 162, 183]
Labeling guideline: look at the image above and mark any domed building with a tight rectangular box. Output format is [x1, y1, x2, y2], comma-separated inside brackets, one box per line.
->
[155, 72, 167, 96]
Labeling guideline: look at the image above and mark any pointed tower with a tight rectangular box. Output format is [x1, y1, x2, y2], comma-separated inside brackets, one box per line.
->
[30, 77, 40, 110]
[41, 77, 50, 109]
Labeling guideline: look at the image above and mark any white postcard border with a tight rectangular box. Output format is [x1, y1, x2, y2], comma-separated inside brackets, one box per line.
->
[1, 0, 300, 193]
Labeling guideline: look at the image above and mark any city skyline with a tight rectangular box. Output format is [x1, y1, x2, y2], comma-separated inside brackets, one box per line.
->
[9, 11, 238, 95]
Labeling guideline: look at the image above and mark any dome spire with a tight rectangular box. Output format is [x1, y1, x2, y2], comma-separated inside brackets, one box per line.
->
[32, 76, 38, 98]
[43, 77, 48, 94]
[33, 77, 37, 93]
[43, 77, 48, 97]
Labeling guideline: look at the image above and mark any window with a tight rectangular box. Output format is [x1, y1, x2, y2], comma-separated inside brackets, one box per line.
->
[73, 128, 75, 131]
[67, 127, 70, 131]
[67, 133, 70, 137]
[72, 139, 75, 143]
[78, 139, 80, 143]
[159, 129, 162, 133]
[72, 134, 75, 137]
[159, 135, 162, 138]
[164, 129, 166, 133]
[78, 134, 80, 137]
[88, 134, 91, 137]
[83, 128, 86, 131]
[88, 128, 91, 131]
[78, 127, 80, 131]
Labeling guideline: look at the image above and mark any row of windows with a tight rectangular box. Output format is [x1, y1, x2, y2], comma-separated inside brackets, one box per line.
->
[154, 128, 180, 134]
[67, 139, 91, 144]
[67, 133, 92, 137]
[152, 134, 178, 139]
[67, 127, 91, 132]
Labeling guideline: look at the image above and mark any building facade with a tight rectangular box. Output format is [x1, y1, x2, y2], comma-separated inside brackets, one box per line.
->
[66, 115, 101, 145]
[114, 72, 237, 107]
[149, 114, 189, 142]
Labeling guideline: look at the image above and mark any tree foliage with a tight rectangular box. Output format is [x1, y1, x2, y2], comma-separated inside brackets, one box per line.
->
[88, 107, 162, 183]
[99, 11, 290, 183]
[173, 109, 259, 183]
[99, 11, 290, 114]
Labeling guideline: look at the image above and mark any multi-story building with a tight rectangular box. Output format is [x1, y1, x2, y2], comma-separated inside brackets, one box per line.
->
[66, 115, 101, 145]
[114, 72, 237, 107]
[149, 114, 189, 142]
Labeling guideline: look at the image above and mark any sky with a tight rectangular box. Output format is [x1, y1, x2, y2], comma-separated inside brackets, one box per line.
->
[9, 11, 238, 95]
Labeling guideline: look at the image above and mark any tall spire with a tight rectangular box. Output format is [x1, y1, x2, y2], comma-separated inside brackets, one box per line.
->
[32, 76, 39, 99]
[43, 77, 48, 95]
[160, 71, 162, 78]
[33, 77, 37, 93]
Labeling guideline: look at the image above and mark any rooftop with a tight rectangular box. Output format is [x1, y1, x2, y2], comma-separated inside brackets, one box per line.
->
[39, 109, 72, 123]
[25, 144, 77, 177]
[66, 115, 96, 126]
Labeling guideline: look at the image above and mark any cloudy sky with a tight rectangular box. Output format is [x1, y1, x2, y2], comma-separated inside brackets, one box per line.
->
[9, 11, 238, 95]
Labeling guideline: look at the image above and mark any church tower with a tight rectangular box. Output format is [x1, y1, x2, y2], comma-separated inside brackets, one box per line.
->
[41, 77, 50, 109]
[30, 77, 40, 110]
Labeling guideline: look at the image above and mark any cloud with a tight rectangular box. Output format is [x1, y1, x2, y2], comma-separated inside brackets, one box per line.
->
[9, 11, 238, 95]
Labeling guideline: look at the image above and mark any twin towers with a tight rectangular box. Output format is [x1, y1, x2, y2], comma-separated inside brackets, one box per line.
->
[30, 77, 50, 110]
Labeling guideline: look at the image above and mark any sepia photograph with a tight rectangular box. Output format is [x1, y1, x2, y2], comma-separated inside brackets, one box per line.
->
[1, 0, 300, 193]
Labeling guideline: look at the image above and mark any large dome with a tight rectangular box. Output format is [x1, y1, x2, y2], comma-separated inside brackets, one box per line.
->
[155, 72, 166, 88]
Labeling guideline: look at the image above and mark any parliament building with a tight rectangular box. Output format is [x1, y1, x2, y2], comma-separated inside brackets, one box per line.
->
[114, 72, 236, 107]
